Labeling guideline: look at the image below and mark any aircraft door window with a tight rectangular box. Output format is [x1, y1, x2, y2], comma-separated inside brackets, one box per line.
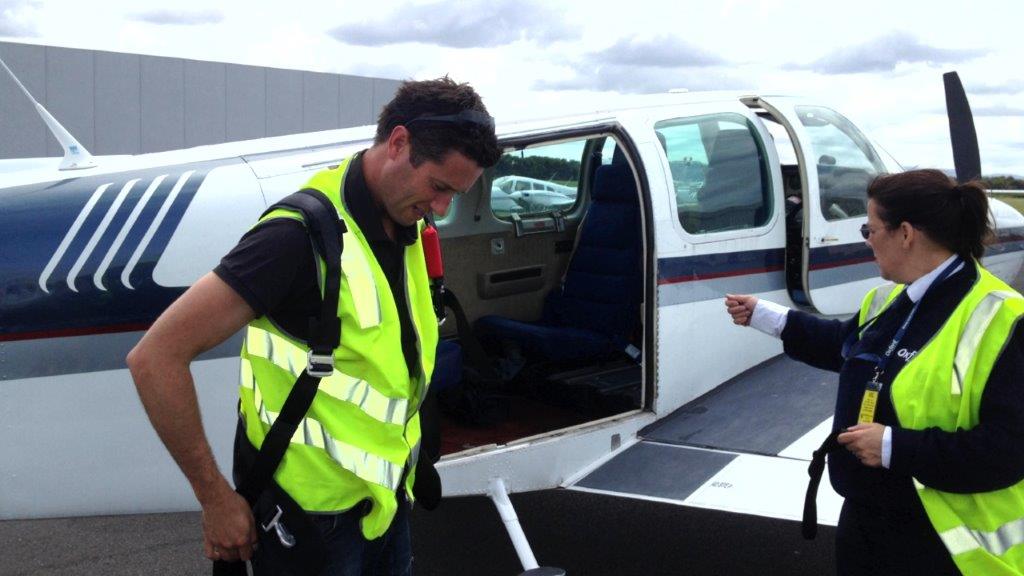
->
[490, 140, 586, 219]
[794, 106, 886, 221]
[656, 113, 772, 234]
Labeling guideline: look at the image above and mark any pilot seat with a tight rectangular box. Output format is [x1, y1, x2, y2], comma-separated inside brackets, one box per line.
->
[475, 148, 643, 377]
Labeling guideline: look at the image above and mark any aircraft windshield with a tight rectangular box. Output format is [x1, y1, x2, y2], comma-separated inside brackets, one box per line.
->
[795, 106, 886, 221]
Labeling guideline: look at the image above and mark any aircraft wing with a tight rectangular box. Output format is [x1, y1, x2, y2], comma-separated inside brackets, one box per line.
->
[566, 355, 844, 527]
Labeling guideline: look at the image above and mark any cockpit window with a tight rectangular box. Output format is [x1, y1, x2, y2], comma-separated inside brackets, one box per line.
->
[657, 113, 772, 234]
[795, 106, 886, 221]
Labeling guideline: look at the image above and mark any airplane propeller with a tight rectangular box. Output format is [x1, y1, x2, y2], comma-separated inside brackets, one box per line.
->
[943, 71, 981, 183]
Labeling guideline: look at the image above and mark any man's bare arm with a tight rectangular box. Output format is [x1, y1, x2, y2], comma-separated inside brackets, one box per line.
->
[126, 271, 258, 560]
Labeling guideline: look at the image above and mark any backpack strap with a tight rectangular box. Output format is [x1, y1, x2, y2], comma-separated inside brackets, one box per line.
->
[214, 189, 346, 576]
[235, 188, 346, 502]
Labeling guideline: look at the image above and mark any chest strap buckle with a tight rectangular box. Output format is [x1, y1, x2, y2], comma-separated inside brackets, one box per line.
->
[307, 350, 334, 378]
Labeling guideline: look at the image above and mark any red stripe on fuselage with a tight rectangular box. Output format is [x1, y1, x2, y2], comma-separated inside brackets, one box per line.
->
[0, 322, 151, 342]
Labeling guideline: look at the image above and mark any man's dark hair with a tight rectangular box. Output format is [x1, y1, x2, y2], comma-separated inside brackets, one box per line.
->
[867, 169, 992, 260]
[375, 77, 502, 169]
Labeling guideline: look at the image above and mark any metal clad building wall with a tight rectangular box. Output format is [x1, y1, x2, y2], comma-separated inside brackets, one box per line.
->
[226, 63, 266, 142]
[185, 60, 227, 148]
[266, 67, 304, 138]
[0, 42, 47, 158]
[340, 74, 376, 127]
[304, 71, 340, 132]
[45, 46, 95, 157]
[0, 41, 401, 159]
[141, 56, 185, 153]
[95, 51, 142, 154]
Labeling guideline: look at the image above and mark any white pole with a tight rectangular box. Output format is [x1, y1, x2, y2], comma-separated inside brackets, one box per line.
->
[487, 477, 540, 571]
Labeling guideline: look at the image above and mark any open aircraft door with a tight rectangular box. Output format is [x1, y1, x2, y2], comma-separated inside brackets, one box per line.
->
[745, 96, 887, 316]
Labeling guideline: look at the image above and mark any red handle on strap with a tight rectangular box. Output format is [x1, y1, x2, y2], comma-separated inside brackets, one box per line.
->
[422, 225, 444, 279]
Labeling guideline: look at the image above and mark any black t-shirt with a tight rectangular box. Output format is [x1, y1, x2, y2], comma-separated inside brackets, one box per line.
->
[214, 152, 422, 378]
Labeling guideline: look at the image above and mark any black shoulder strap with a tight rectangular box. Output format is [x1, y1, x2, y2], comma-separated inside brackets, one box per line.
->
[236, 188, 346, 502]
[214, 188, 347, 575]
[802, 429, 841, 539]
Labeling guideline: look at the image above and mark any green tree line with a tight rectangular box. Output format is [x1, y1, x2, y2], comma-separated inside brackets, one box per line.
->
[981, 175, 1024, 190]
[495, 155, 581, 182]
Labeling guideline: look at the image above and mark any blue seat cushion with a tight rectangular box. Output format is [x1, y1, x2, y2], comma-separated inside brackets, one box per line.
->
[474, 149, 641, 366]
[430, 339, 463, 392]
[476, 314, 617, 362]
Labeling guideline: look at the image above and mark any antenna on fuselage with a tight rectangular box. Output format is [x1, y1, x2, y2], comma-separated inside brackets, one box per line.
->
[0, 56, 96, 171]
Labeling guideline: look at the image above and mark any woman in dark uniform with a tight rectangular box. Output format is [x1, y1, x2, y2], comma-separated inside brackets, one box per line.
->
[724, 169, 1024, 576]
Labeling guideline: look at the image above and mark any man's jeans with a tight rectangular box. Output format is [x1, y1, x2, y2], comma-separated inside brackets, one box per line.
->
[253, 498, 412, 576]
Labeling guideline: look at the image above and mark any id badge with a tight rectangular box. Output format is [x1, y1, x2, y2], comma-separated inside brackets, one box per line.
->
[857, 376, 883, 424]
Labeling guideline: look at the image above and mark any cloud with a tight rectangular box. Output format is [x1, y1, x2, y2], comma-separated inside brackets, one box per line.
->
[973, 105, 1024, 117]
[588, 35, 727, 68]
[535, 64, 747, 94]
[0, 0, 40, 37]
[341, 60, 420, 82]
[328, 0, 577, 48]
[785, 31, 987, 74]
[128, 9, 224, 26]
[968, 80, 1024, 96]
[538, 36, 736, 94]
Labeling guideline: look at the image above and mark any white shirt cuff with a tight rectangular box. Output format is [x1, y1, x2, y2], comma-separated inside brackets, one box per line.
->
[882, 426, 892, 469]
[749, 299, 790, 338]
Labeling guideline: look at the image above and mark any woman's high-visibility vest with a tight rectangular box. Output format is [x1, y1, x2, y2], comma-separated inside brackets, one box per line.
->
[238, 157, 439, 540]
[859, 261, 1024, 575]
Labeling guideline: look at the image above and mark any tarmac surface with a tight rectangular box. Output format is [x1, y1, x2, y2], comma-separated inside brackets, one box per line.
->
[1, 489, 836, 576]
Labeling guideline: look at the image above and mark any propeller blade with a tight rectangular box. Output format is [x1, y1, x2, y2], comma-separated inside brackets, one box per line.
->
[943, 71, 981, 183]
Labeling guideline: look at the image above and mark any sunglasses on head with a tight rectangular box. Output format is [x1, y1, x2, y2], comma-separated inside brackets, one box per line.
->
[405, 110, 495, 130]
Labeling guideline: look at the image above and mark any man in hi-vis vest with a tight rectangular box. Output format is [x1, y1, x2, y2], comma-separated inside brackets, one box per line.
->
[128, 78, 501, 575]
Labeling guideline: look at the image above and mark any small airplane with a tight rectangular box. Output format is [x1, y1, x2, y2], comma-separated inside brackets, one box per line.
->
[492, 174, 578, 216]
[2, 53, 1022, 575]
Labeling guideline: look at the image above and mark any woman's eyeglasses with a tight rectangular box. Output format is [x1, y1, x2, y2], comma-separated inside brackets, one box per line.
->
[860, 224, 872, 240]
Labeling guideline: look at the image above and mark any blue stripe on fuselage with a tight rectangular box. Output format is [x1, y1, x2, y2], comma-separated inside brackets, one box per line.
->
[4, 197, 1023, 341]
[657, 236, 1024, 306]
[0, 158, 240, 341]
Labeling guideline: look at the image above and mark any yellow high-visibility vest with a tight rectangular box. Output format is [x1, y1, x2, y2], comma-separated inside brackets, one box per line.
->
[858, 261, 1024, 574]
[238, 157, 439, 539]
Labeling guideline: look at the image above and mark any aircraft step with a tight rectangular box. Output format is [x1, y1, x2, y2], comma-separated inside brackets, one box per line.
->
[566, 354, 843, 525]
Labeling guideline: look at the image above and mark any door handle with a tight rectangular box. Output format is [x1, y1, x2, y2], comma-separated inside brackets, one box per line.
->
[820, 236, 840, 243]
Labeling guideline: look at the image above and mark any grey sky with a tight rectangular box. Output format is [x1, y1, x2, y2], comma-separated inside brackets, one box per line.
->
[786, 31, 988, 74]
[538, 65, 747, 94]
[969, 80, 1024, 95]
[0, 0, 38, 36]
[0, 0, 1021, 174]
[586, 35, 728, 69]
[973, 105, 1024, 117]
[127, 9, 223, 26]
[546, 35, 736, 93]
[329, 0, 577, 48]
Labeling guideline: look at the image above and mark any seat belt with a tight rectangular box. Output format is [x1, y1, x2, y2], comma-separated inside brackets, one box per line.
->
[442, 289, 502, 384]
[420, 217, 501, 385]
[213, 188, 345, 576]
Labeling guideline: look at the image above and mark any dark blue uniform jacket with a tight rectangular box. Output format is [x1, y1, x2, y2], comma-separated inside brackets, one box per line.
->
[782, 263, 1024, 514]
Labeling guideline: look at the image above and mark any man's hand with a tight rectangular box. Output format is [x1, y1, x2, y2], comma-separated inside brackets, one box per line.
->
[724, 294, 759, 327]
[127, 272, 258, 561]
[838, 423, 885, 468]
[201, 484, 258, 562]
